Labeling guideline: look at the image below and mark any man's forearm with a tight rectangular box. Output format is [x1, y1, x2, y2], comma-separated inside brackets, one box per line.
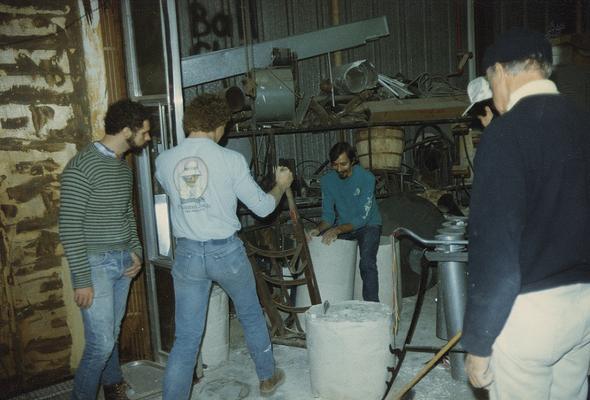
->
[316, 221, 353, 235]
[315, 220, 331, 232]
[269, 183, 288, 205]
[334, 223, 353, 235]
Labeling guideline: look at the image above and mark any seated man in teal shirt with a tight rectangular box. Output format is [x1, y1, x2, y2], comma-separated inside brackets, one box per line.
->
[309, 142, 382, 302]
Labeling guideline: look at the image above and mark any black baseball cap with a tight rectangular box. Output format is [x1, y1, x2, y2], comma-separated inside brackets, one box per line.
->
[482, 28, 552, 71]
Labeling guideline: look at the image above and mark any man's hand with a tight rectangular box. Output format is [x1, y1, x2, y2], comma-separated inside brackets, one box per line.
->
[478, 106, 494, 128]
[465, 353, 493, 389]
[307, 228, 320, 239]
[124, 252, 142, 278]
[321, 227, 340, 245]
[74, 287, 94, 309]
[275, 166, 294, 190]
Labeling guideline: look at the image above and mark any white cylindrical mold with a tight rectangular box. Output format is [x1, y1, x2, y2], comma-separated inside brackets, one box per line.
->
[296, 237, 357, 329]
[305, 301, 393, 400]
[200, 284, 229, 368]
[353, 236, 402, 322]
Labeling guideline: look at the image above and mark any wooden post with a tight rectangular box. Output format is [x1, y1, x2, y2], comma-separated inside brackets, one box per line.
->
[285, 188, 322, 305]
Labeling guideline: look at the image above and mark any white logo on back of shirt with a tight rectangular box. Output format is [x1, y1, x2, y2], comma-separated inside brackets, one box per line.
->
[173, 157, 209, 212]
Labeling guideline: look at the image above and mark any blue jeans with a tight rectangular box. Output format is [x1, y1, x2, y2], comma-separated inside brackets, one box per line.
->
[71, 250, 132, 400]
[163, 234, 275, 400]
[340, 225, 382, 302]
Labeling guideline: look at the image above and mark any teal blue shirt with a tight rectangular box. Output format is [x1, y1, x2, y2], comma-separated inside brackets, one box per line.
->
[320, 165, 382, 230]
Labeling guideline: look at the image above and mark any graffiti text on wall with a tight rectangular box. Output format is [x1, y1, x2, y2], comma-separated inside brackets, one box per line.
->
[190, 2, 233, 55]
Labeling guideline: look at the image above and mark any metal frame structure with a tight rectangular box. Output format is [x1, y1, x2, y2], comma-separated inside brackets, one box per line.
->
[181, 16, 389, 87]
[120, 0, 186, 364]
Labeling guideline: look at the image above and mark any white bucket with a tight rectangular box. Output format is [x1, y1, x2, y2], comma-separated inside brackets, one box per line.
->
[295, 237, 357, 329]
[200, 284, 229, 368]
[353, 236, 402, 329]
[305, 301, 393, 400]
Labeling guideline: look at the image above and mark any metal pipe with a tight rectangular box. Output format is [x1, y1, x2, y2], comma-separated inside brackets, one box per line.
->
[161, 0, 185, 143]
[333, 60, 378, 94]
[434, 225, 468, 381]
[436, 282, 447, 339]
[331, 0, 342, 67]
[392, 227, 468, 247]
[466, 0, 476, 81]
[328, 53, 336, 108]
[227, 117, 473, 139]
[120, 0, 140, 97]
[439, 258, 467, 380]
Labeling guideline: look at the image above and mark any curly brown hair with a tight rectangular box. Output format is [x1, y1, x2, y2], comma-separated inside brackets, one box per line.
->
[104, 99, 150, 135]
[183, 93, 231, 134]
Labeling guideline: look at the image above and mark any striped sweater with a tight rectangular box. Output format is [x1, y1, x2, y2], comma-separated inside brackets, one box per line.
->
[59, 144, 143, 289]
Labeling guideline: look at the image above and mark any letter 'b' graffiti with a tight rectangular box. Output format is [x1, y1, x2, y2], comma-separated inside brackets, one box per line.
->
[190, 2, 233, 54]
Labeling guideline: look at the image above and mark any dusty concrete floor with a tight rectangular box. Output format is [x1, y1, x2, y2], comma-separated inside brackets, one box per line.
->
[184, 286, 486, 400]
[10, 286, 487, 400]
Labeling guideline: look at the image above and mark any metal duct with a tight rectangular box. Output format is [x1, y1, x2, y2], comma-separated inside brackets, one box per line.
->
[333, 59, 378, 94]
[254, 68, 296, 122]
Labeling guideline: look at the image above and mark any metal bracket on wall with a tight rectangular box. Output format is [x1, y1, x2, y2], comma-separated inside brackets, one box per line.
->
[181, 16, 390, 87]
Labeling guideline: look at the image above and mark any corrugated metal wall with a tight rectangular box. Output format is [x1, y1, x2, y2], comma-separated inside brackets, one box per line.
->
[474, 0, 586, 70]
[474, 0, 590, 111]
[177, 0, 469, 178]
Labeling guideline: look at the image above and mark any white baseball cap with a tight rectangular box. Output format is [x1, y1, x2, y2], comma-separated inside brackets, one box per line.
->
[462, 76, 493, 116]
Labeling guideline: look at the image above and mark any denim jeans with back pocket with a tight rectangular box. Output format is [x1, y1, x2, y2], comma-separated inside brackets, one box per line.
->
[163, 234, 275, 400]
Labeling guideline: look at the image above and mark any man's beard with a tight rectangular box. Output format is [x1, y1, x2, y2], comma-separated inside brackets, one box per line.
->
[126, 135, 147, 154]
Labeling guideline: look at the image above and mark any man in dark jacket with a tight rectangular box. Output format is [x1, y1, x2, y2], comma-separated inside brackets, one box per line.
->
[463, 28, 590, 400]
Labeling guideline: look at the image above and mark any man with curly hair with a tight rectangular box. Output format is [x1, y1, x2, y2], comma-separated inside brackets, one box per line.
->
[59, 99, 151, 400]
[155, 93, 293, 399]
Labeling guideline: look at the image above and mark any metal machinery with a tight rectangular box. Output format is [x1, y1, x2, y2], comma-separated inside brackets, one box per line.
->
[385, 218, 469, 398]
[181, 16, 390, 125]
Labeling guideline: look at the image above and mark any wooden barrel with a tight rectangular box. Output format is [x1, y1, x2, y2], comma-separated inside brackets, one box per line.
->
[355, 127, 404, 171]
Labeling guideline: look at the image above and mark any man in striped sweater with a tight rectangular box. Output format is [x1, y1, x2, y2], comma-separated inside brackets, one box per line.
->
[59, 99, 151, 400]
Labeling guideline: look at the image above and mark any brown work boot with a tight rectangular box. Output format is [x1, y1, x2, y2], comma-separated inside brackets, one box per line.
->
[259, 368, 285, 397]
[103, 381, 130, 400]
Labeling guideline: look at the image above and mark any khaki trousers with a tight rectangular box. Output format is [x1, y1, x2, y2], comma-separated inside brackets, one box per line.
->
[490, 283, 590, 400]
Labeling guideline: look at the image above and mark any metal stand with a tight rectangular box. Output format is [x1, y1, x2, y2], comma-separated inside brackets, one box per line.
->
[241, 189, 321, 347]
[428, 216, 468, 380]
[382, 224, 468, 399]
